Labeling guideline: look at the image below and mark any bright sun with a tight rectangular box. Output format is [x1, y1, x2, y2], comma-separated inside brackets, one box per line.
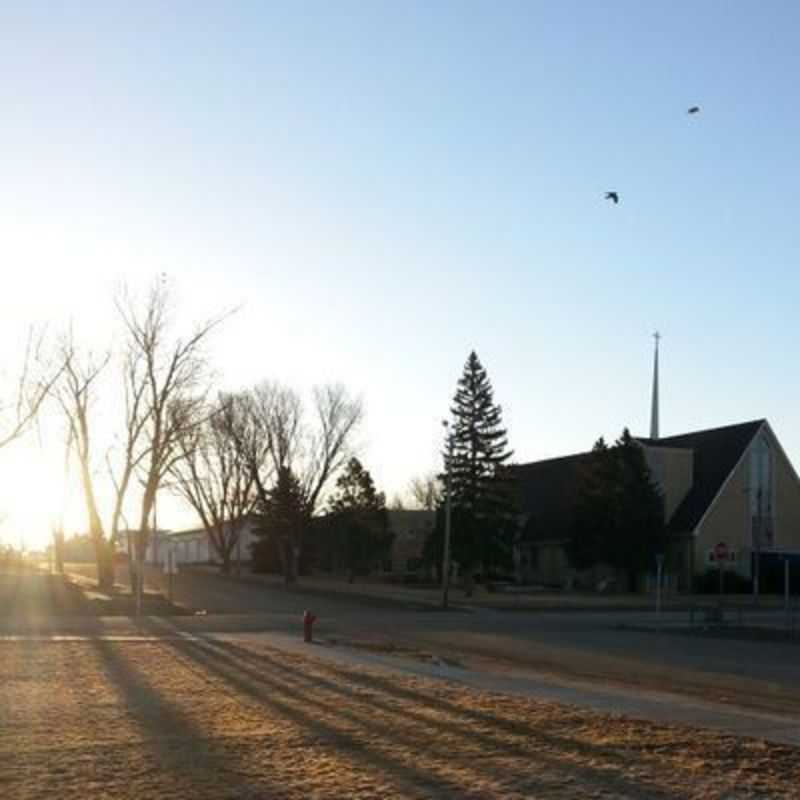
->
[0, 438, 73, 551]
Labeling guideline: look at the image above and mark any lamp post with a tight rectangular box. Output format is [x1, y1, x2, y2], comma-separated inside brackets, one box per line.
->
[441, 420, 454, 610]
[655, 552, 664, 627]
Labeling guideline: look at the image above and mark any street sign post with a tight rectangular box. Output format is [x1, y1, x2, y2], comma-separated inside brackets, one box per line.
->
[655, 553, 665, 625]
[714, 542, 729, 600]
[163, 549, 178, 604]
[785, 557, 791, 621]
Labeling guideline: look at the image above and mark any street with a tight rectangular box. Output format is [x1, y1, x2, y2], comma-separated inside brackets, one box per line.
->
[98, 563, 800, 721]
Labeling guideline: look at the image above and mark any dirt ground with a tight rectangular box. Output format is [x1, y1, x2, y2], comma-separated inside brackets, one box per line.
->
[1, 634, 798, 799]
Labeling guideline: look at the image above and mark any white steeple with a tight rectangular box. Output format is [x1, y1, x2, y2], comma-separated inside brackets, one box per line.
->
[650, 332, 660, 440]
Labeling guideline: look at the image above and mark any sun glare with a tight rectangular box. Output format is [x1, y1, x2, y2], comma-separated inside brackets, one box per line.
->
[0, 440, 73, 552]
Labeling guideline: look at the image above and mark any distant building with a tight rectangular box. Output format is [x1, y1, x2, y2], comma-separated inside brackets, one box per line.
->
[145, 515, 262, 568]
[515, 419, 800, 590]
[385, 509, 434, 574]
[143, 508, 433, 576]
[311, 509, 434, 576]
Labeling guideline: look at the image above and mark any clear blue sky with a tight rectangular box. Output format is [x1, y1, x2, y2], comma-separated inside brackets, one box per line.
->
[2, 2, 800, 538]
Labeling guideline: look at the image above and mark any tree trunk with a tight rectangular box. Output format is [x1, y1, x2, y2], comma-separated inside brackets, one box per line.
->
[95, 538, 115, 592]
[284, 541, 298, 585]
[53, 530, 65, 575]
[78, 455, 115, 591]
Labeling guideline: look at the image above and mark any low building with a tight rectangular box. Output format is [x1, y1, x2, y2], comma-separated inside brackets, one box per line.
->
[386, 509, 434, 574]
[515, 419, 800, 590]
[146, 515, 262, 568]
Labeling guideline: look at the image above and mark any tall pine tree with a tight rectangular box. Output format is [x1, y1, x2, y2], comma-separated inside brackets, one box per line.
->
[252, 466, 307, 583]
[433, 351, 516, 582]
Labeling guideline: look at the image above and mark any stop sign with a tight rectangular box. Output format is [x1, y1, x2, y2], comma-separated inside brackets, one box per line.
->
[714, 542, 729, 562]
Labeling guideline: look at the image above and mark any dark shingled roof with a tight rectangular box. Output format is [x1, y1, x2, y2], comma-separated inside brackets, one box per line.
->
[512, 419, 765, 543]
[511, 451, 596, 544]
[636, 419, 764, 535]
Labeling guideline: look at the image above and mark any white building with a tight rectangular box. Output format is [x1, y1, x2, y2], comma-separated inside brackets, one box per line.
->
[146, 515, 262, 567]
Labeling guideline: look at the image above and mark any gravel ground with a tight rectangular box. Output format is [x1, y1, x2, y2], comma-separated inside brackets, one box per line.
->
[1, 636, 798, 799]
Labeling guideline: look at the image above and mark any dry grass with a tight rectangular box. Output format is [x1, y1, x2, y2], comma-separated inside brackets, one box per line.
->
[1, 633, 798, 799]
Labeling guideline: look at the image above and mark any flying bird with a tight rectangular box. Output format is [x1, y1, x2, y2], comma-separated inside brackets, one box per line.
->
[605, 191, 619, 204]
[687, 106, 700, 114]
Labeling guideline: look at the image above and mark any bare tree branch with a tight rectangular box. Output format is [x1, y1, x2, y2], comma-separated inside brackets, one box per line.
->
[0, 328, 66, 450]
[169, 393, 257, 572]
[408, 473, 442, 511]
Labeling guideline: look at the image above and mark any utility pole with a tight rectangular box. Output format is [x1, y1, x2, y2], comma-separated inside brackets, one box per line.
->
[441, 420, 454, 610]
[655, 553, 664, 628]
[753, 487, 762, 606]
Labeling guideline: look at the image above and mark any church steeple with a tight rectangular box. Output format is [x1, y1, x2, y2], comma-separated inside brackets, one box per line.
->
[650, 332, 660, 440]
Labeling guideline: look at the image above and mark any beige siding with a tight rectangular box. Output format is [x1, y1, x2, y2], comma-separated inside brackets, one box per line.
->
[694, 455, 749, 576]
[695, 425, 800, 577]
[773, 439, 800, 550]
[644, 446, 694, 522]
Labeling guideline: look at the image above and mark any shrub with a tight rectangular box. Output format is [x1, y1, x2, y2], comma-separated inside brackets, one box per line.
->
[693, 568, 752, 594]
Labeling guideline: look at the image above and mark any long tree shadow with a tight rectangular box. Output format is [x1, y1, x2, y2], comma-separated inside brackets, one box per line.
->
[143, 619, 678, 799]
[167, 627, 676, 786]
[142, 631, 493, 798]
[88, 636, 285, 798]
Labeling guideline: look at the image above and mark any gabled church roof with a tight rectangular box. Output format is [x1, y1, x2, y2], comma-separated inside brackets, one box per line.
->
[513, 419, 766, 543]
[512, 451, 596, 543]
[637, 419, 764, 534]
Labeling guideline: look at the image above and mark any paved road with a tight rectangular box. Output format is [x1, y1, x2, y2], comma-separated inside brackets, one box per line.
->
[62, 563, 800, 721]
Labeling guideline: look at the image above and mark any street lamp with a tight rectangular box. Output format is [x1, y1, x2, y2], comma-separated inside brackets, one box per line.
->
[442, 420, 453, 610]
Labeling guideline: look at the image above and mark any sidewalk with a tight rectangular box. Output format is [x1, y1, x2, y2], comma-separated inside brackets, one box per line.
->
[219, 629, 800, 747]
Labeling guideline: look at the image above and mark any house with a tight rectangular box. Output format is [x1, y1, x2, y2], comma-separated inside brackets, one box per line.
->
[146, 514, 263, 568]
[515, 419, 800, 590]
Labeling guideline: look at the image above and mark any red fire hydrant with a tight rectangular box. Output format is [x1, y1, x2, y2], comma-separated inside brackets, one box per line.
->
[303, 610, 316, 643]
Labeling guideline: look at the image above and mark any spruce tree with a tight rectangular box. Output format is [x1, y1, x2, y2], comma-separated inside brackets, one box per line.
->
[438, 351, 516, 578]
[569, 429, 665, 589]
[252, 466, 306, 583]
[327, 458, 392, 580]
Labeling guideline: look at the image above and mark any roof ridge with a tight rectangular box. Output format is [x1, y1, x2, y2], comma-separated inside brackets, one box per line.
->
[637, 418, 765, 443]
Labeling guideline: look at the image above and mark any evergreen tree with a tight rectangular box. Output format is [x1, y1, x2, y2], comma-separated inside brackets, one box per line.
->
[569, 429, 665, 589]
[326, 457, 393, 580]
[252, 466, 306, 582]
[429, 351, 517, 581]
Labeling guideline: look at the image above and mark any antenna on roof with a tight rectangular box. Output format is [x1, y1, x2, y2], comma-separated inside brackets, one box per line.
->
[650, 332, 660, 440]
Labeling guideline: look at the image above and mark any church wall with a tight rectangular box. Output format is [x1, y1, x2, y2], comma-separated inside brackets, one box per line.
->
[772, 435, 800, 551]
[643, 446, 694, 523]
[694, 426, 800, 579]
[693, 455, 750, 577]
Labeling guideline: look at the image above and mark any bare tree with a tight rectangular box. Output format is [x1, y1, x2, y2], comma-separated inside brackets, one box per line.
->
[0, 329, 64, 451]
[116, 283, 228, 605]
[238, 381, 363, 584]
[54, 338, 116, 589]
[408, 473, 441, 511]
[304, 384, 364, 514]
[169, 393, 257, 573]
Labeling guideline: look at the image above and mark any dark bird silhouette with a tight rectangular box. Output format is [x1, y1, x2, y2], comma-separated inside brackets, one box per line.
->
[605, 191, 619, 204]
[687, 106, 700, 114]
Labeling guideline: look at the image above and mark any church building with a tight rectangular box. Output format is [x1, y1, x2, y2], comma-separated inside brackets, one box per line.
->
[515, 337, 800, 591]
